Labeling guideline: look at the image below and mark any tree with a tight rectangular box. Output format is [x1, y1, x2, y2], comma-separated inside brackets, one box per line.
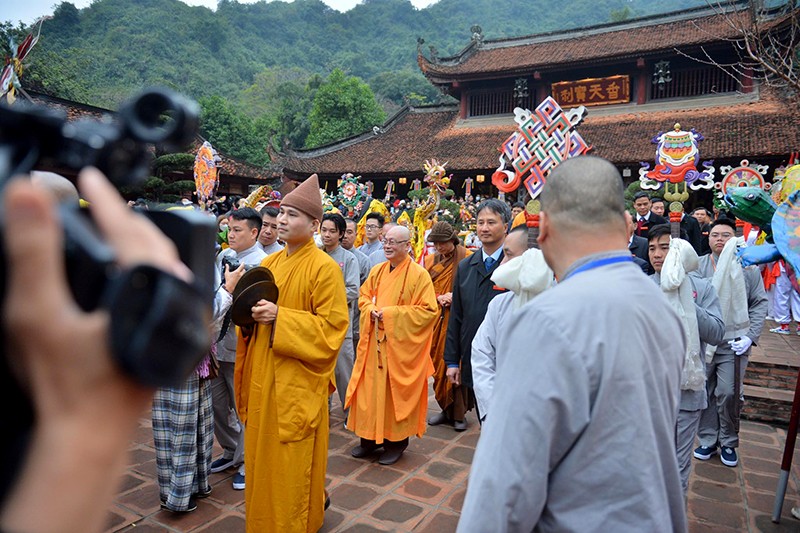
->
[610, 6, 633, 22]
[305, 69, 386, 148]
[199, 95, 270, 166]
[684, 2, 800, 93]
[369, 70, 440, 106]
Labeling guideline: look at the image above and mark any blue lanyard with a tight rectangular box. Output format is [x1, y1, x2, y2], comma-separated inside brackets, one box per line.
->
[563, 256, 634, 281]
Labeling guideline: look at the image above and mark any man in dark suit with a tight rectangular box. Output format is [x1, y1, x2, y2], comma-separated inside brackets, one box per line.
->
[626, 212, 653, 274]
[632, 191, 667, 239]
[678, 207, 703, 254]
[692, 207, 712, 255]
[439, 198, 510, 431]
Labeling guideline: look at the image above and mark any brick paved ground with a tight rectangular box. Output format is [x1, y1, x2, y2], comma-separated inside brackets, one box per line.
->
[108, 348, 800, 532]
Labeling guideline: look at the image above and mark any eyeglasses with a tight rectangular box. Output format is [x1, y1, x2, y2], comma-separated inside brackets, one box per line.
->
[709, 232, 734, 239]
[365, 224, 380, 230]
[384, 239, 409, 247]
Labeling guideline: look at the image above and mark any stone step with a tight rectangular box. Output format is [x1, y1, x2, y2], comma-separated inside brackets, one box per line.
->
[742, 385, 795, 425]
[743, 384, 795, 403]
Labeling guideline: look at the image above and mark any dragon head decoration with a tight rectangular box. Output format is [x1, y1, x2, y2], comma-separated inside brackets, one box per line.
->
[423, 159, 451, 196]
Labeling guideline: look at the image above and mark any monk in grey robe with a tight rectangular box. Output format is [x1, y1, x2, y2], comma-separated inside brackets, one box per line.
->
[459, 156, 687, 533]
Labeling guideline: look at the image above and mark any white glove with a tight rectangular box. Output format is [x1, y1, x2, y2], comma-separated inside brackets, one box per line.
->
[728, 336, 753, 356]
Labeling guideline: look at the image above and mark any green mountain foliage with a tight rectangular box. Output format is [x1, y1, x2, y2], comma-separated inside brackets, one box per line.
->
[2, 0, 706, 162]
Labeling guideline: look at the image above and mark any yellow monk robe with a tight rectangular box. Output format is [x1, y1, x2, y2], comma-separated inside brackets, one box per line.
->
[345, 256, 438, 443]
[234, 239, 349, 533]
[423, 246, 471, 411]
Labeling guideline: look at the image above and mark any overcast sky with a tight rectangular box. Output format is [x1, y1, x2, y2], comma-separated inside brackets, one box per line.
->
[5, 0, 437, 25]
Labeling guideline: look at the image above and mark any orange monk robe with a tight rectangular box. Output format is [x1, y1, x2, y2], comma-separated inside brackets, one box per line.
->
[345, 256, 438, 444]
[234, 239, 349, 533]
[424, 247, 471, 411]
[511, 209, 527, 229]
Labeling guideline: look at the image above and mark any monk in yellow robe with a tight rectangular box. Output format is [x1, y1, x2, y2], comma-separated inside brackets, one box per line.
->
[423, 221, 471, 427]
[345, 226, 438, 465]
[235, 174, 349, 533]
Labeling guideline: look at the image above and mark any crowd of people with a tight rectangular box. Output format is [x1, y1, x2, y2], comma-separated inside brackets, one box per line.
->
[2, 156, 796, 532]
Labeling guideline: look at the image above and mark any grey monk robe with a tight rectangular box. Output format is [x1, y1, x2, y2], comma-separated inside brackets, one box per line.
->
[459, 252, 687, 533]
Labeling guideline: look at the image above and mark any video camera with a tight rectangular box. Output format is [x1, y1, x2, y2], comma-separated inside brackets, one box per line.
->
[0, 88, 217, 502]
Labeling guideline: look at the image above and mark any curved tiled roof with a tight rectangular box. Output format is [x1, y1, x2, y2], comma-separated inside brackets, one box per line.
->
[419, 8, 751, 81]
[277, 90, 800, 176]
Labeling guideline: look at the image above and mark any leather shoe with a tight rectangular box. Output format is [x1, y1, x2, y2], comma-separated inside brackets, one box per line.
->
[351, 439, 381, 458]
[378, 438, 408, 465]
[324, 489, 331, 511]
[453, 419, 467, 432]
[427, 411, 451, 426]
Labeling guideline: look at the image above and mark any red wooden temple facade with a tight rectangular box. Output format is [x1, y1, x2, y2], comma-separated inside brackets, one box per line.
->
[274, 4, 800, 206]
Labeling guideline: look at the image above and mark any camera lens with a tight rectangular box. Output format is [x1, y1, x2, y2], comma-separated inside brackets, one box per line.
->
[120, 88, 199, 147]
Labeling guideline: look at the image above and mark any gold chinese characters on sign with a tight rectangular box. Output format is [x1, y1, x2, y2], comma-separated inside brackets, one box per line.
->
[551, 75, 631, 107]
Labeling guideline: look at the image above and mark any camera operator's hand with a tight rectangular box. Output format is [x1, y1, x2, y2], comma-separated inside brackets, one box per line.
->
[0, 167, 191, 533]
[224, 263, 246, 294]
[252, 299, 278, 325]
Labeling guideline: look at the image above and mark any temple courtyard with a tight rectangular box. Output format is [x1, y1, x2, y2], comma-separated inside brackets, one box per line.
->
[106, 322, 800, 532]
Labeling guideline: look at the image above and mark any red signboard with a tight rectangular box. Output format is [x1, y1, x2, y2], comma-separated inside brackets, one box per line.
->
[551, 75, 631, 107]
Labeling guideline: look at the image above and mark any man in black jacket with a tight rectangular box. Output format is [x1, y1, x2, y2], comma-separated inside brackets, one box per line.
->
[439, 199, 510, 431]
[632, 191, 667, 239]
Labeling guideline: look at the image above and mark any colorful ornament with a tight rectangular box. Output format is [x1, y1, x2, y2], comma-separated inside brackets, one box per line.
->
[336, 173, 365, 217]
[639, 123, 715, 203]
[463, 177, 473, 197]
[1, 17, 47, 104]
[492, 97, 591, 199]
[713, 159, 769, 212]
[411, 159, 452, 262]
[194, 141, 220, 205]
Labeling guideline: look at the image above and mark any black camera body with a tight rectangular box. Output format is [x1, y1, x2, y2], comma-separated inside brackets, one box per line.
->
[0, 88, 217, 503]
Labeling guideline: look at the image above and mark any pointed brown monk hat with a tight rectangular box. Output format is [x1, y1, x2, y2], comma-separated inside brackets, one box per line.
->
[280, 173, 323, 221]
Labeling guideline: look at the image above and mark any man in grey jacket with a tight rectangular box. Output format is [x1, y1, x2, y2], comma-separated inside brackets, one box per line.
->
[693, 218, 768, 468]
[648, 224, 725, 493]
[459, 156, 687, 532]
[321, 213, 360, 422]
[210, 208, 267, 490]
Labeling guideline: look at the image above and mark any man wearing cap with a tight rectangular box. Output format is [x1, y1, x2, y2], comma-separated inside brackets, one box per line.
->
[234, 174, 349, 532]
[424, 221, 472, 428]
[346, 226, 438, 465]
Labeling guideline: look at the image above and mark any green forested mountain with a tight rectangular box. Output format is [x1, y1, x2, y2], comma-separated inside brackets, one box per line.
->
[2, 0, 706, 159]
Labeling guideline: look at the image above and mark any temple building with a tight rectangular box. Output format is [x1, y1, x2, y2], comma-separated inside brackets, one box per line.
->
[274, 5, 800, 206]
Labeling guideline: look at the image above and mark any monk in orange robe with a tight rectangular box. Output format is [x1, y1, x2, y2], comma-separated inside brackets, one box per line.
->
[345, 225, 438, 465]
[235, 174, 349, 533]
[423, 221, 471, 426]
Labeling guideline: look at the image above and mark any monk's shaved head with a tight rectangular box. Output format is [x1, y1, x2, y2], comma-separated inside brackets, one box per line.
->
[386, 225, 410, 242]
[540, 156, 626, 234]
[503, 227, 528, 260]
[30, 171, 79, 205]
[383, 225, 411, 266]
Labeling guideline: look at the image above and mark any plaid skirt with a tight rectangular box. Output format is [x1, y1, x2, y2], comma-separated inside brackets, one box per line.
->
[152, 373, 214, 511]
